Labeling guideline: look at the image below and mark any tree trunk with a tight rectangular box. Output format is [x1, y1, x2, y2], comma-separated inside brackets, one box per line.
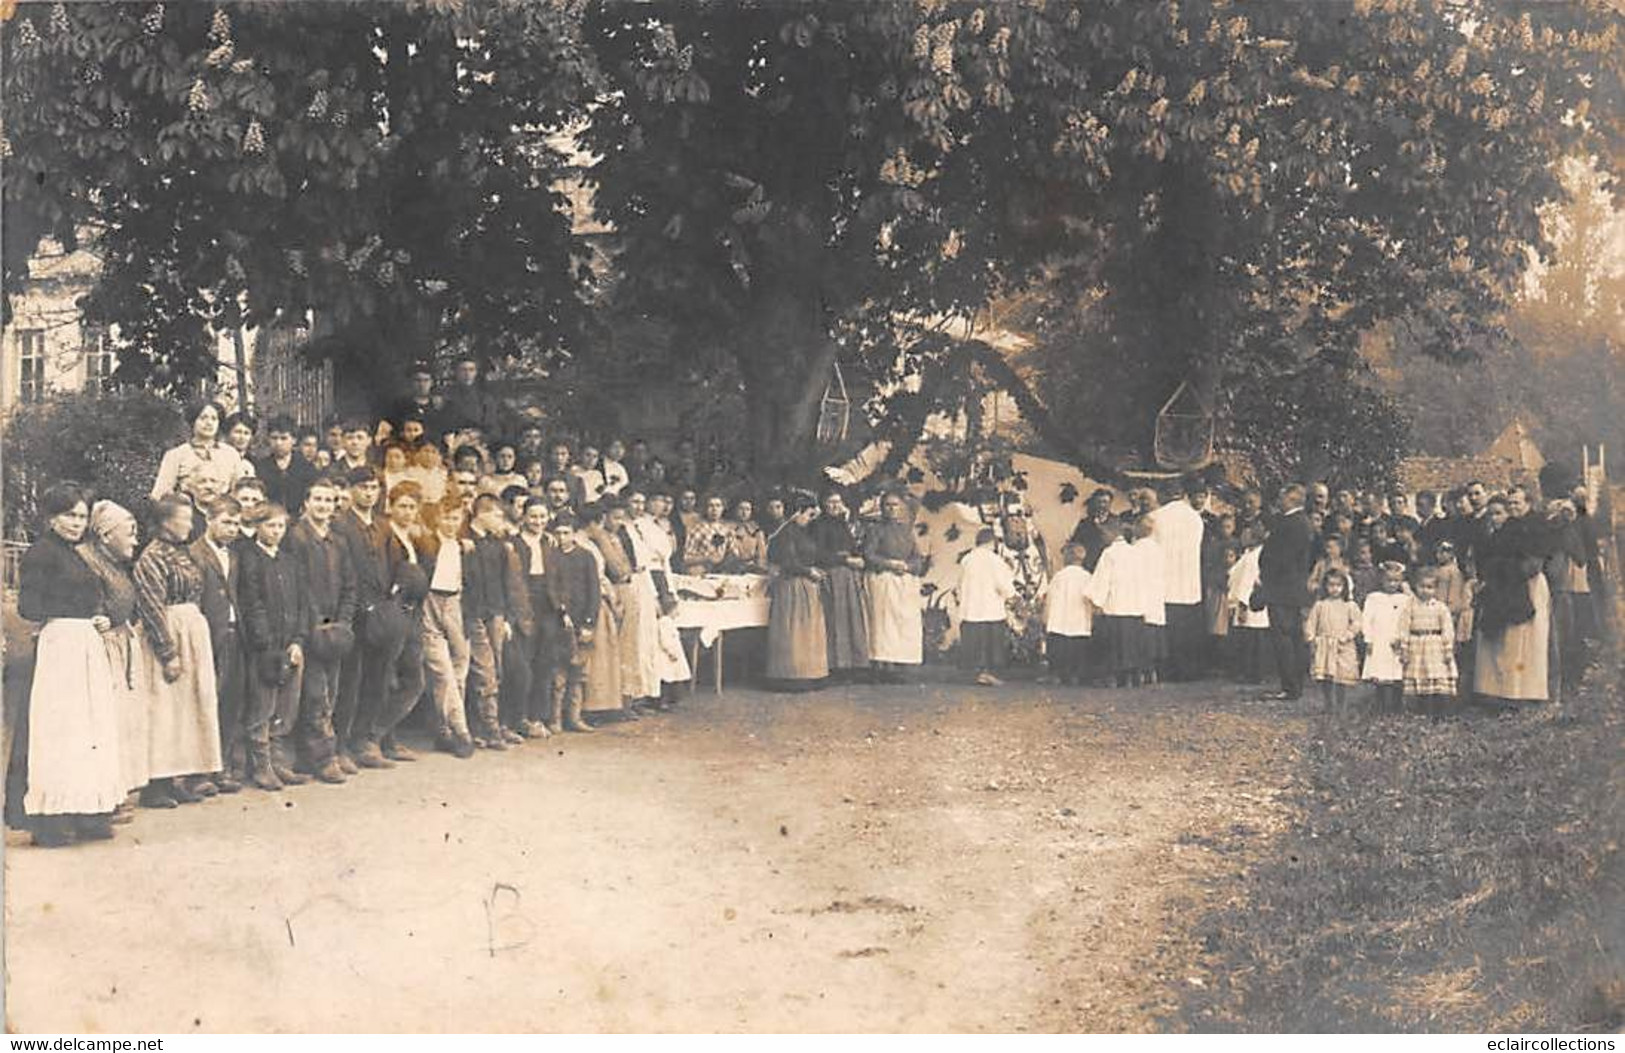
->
[731, 286, 839, 481]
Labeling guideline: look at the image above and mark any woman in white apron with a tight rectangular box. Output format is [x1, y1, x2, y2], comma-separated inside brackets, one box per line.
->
[15, 483, 127, 846]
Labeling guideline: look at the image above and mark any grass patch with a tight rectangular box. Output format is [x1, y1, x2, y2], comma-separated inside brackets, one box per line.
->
[1168, 658, 1625, 1032]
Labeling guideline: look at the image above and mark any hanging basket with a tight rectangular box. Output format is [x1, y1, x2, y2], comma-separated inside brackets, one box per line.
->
[816, 361, 851, 445]
[1153, 379, 1215, 471]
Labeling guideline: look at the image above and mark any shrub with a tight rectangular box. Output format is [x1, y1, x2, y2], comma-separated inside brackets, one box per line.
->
[2, 389, 183, 538]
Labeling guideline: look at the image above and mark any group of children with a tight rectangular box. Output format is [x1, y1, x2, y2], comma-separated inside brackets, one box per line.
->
[948, 478, 1482, 716]
[1305, 563, 1461, 715]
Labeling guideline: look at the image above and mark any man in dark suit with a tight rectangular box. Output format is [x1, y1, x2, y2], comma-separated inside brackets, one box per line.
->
[357, 481, 431, 764]
[332, 466, 390, 770]
[1067, 488, 1118, 571]
[191, 496, 247, 794]
[1257, 482, 1315, 701]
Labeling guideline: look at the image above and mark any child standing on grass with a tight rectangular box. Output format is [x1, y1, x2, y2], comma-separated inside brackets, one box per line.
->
[1305, 568, 1361, 711]
[958, 527, 1018, 687]
[1226, 542, 1271, 683]
[1041, 543, 1093, 686]
[1087, 521, 1144, 687]
[1361, 561, 1410, 713]
[1128, 517, 1167, 686]
[1398, 566, 1458, 717]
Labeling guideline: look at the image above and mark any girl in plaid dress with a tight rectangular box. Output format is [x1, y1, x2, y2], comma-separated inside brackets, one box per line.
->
[1305, 569, 1361, 711]
[1399, 567, 1458, 717]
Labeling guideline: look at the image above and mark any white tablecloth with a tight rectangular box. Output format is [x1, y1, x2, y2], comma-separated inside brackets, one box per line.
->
[670, 573, 771, 647]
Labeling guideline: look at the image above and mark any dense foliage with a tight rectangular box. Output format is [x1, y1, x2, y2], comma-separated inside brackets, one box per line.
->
[1, 388, 182, 536]
[2, 1, 597, 396]
[4, 0, 1621, 480]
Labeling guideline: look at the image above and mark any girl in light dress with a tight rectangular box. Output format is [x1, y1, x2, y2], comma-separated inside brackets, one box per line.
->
[1304, 568, 1361, 711]
[1360, 561, 1410, 713]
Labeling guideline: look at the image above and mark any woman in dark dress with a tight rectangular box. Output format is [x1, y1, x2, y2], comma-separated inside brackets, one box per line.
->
[15, 483, 126, 846]
[809, 491, 870, 676]
[766, 496, 829, 688]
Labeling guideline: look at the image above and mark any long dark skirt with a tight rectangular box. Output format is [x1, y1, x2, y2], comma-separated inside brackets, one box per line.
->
[958, 620, 1009, 672]
[1046, 633, 1091, 683]
[1097, 614, 1149, 676]
[822, 566, 871, 670]
[768, 577, 829, 682]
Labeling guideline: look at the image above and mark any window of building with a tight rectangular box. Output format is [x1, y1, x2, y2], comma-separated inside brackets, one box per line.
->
[16, 329, 46, 403]
[84, 328, 117, 393]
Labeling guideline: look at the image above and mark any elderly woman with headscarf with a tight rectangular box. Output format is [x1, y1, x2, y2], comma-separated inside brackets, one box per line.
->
[14, 483, 127, 846]
[77, 500, 151, 818]
[133, 494, 223, 808]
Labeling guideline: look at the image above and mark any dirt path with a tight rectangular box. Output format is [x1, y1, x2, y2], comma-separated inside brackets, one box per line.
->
[4, 679, 1302, 1033]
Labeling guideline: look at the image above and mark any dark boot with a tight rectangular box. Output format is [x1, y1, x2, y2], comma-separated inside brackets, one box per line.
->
[273, 765, 310, 786]
[381, 739, 417, 762]
[312, 759, 347, 784]
[74, 814, 116, 841]
[139, 780, 180, 809]
[353, 741, 395, 769]
[31, 816, 74, 848]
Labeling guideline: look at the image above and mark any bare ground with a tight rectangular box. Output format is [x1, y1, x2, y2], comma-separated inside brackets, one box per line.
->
[4, 678, 1303, 1033]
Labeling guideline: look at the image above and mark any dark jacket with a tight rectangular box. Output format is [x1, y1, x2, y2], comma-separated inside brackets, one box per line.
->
[333, 508, 388, 609]
[1067, 515, 1117, 573]
[768, 521, 822, 579]
[239, 541, 309, 655]
[466, 528, 532, 632]
[542, 544, 600, 629]
[809, 515, 862, 568]
[1258, 508, 1315, 609]
[255, 453, 318, 519]
[379, 525, 431, 606]
[17, 533, 103, 622]
[286, 519, 357, 630]
[188, 536, 241, 647]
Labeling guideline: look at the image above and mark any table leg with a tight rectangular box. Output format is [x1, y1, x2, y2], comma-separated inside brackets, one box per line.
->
[714, 631, 724, 695]
[689, 634, 700, 695]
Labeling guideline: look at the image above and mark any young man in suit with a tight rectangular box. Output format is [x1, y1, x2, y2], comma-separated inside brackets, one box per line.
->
[333, 466, 389, 769]
[503, 499, 557, 739]
[354, 482, 431, 766]
[1257, 482, 1316, 701]
[190, 496, 246, 794]
[238, 503, 310, 790]
[464, 494, 532, 748]
[283, 476, 358, 784]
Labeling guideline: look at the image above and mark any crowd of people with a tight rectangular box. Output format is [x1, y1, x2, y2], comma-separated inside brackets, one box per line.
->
[3, 356, 1612, 848]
